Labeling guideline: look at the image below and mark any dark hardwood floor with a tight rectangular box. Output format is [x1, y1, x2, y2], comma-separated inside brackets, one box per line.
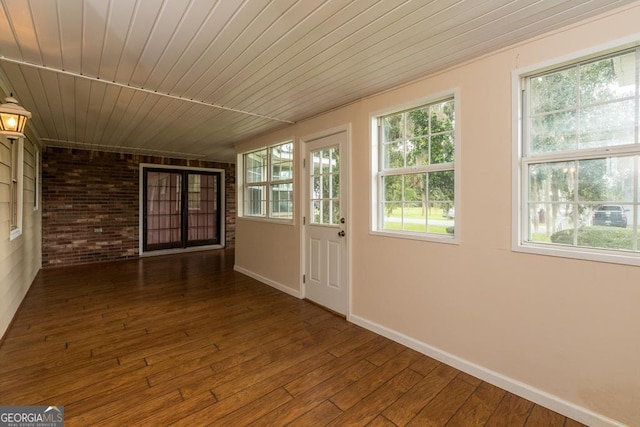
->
[0, 249, 584, 426]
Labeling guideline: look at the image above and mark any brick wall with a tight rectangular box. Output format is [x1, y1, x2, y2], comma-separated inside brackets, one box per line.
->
[42, 147, 235, 267]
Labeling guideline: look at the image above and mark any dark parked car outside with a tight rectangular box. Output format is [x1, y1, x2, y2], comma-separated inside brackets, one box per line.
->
[592, 205, 628, 228]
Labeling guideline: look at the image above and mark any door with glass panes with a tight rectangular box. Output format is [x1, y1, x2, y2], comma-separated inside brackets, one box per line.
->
[143, 168, 222, 252]
[304, 131, 348, 315]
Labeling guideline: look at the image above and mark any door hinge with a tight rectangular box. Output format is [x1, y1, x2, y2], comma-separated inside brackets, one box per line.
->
[303, 274, 306, 283]
[303, 216, 306, 225]
[303, 158, 306, 168]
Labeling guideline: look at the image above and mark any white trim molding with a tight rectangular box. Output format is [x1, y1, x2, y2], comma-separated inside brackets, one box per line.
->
[349, 314, 623, 427]
[233, 265, 301, 299]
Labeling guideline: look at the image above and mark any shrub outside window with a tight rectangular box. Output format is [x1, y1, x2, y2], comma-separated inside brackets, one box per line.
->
[518, 47, 640, 262]
[242, 141, 293, 220]
[375, 97, 456, 238]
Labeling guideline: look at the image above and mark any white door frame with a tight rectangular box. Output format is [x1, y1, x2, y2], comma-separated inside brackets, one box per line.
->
[300, 124, 351, 317]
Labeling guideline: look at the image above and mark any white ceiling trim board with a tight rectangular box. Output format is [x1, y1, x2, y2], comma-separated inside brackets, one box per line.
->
[40, 137, 206, 160]
[0, 55, 295, 125]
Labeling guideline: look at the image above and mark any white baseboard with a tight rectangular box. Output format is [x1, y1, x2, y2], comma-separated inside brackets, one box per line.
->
[348, 314, 623, 427]
[233, 265, 301, 299]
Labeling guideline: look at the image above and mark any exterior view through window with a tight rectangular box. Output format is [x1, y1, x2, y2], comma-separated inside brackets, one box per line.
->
[243, 141, 294, 220]
[310, 145, 340, 225]
[520, 47, 640, 259]
[377, 97, 456, 237]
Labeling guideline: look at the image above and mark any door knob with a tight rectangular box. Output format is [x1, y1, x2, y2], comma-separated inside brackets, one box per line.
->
[338, 230, 345, 237]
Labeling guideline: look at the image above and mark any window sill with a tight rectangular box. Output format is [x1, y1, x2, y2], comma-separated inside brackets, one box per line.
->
[370, 229, 459, 245]
[513, 241, 640, 267]
[10, 228, 22, 241]
[238, 216, 295, 226]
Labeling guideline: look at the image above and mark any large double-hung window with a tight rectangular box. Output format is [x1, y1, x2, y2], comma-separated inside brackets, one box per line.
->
[373, 96, 457, 240]
[242, 141, 294, 220]
[517, 46, 640, 264]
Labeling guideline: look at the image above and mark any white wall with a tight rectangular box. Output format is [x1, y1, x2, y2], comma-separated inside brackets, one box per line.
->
[235, 4, 640, 425]
[0, 133, 41, 338]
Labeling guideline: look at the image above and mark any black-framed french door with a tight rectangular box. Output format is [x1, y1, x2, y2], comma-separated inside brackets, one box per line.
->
[143, 168, 223, 252]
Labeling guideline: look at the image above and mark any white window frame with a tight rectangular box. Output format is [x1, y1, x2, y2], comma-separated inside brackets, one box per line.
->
[513, 38, 640, 266]
[9, 138, 24, 240]
[33, 146, 39, 211]
[238, 140, 294, 223]
[371, 91, 460, 244]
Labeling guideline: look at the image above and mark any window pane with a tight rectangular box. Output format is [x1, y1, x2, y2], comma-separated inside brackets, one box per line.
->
[428, 171, 454, 235]
[407, 107, 429, 138]
[580, 52, 636, 104]
[528, 162, 574, 204]
[406, 137, 428, 167]
[431, 132, 455, 164]
[579, 100, 636, 149]
[322, 174, 330, 198]
[428, 171, 454, 203]
[578, 157, 634, 202]
[381, 203, 397, 230]
[331, 175, 340, 199]
[430, 100, 455, 133]
[312, 200, 321, 223]
[245, 185, 265, 216]
[321, 150, 331, 174]
[270, 183, 293, 219]
[322, 200, 330, 224]
[383, 140, 404, 169]
[404, 173, 425, 202]
[527, 159, 636, 247]
[577, 223, 633, 250]
[330, 147, 339, 173]
[246, 150, 267, 183]
[312, 176, 321, 199]
[383, 175, 401, 204]
[271, 142, 293, 181]
[530, 50, 638, 155]
[188, 174, 201, 210]
[527, 162, 576, 242]
[530, 110, 577, 153]
[402, 202, 426, 232]
[382, 175, 401, 228]
[312, 150, 322, 175]
[530, 67, 578, 115]
[382, 114, 402, 142]
[332, 201, 340, 225]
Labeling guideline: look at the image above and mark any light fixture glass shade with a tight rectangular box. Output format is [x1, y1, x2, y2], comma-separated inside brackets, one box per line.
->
[0, 96, 31, 139]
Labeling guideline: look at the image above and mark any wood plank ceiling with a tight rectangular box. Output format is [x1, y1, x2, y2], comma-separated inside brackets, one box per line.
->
[0, 0, 635, 163]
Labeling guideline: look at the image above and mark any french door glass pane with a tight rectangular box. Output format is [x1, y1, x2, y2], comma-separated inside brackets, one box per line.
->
[146, 171, 182, 249]
[188, 173, 218, 244]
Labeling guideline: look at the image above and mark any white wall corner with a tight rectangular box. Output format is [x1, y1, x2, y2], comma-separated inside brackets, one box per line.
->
[233, 265, 301, 299]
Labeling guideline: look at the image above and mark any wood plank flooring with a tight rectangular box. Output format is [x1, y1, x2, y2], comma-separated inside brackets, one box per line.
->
[0, 249, 585, 426]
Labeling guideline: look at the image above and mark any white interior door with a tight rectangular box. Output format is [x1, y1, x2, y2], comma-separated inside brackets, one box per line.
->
[303, 131, 348, 315]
